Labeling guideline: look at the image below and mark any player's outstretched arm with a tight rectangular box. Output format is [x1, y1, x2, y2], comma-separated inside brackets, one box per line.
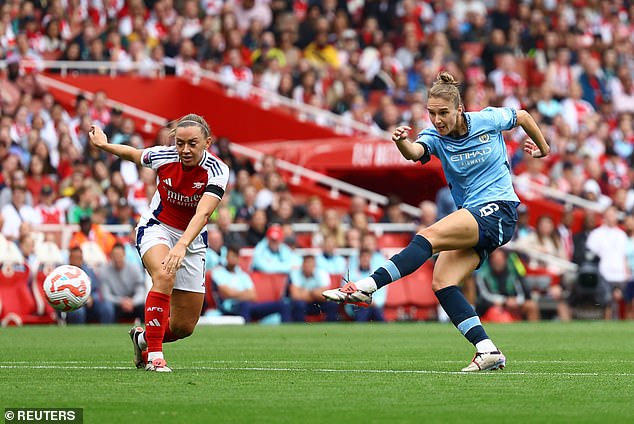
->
[161, 194, 221, 274]
[391, 125, 425, 161]
[516, 110, 550, 158]
[88, 124, 143, 166]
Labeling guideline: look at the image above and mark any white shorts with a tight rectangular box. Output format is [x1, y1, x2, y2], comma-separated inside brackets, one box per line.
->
[136, 217, 207, 293]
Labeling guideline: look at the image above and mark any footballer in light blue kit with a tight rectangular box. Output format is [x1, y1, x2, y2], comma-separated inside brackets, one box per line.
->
[323, 72, 550, 372]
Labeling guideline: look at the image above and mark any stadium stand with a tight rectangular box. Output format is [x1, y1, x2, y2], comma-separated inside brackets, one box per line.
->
[2, 0, 634, 323]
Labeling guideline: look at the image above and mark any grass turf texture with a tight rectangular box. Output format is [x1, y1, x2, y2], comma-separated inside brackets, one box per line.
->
[1, 322, 633, 424]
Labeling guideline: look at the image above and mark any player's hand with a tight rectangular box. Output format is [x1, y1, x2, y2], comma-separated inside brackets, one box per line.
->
[391, 125, 412, 143]
[88, 125, 109, 149]
[162, 243, 186, 275]
[523, 139, 548, 158]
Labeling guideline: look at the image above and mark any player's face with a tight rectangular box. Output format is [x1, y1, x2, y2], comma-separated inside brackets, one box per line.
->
[174, 126, 211, 167]
[427, 97, 461, 136]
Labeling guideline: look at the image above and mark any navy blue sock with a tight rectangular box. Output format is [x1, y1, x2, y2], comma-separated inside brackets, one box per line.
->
[435, 285, 489, 346]
[370, 235, 432, 289]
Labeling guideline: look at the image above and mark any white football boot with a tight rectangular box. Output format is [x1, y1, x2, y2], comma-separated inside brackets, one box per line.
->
[145, 358, 172, 373]
[322, 282, 373, 307]
[461, 351, 506, 372]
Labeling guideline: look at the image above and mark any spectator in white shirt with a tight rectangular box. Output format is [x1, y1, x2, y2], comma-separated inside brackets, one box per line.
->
[1, 183, 41, 240]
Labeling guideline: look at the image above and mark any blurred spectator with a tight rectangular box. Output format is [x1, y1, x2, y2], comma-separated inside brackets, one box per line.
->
[205, 228, 227, 271]
[475, 249, 540, 322]
[342, 195, 374, 225]
[35, 185, 65, 225]
[65, 246, 108, 324]
[1, 169, 33, 208]
[316, 234, 347, 276]
[623, 214, 634, 319]
[254, 171, 284, 211]
[349, 232, 386, 272]
[69, 214, 116, 256]
[318, 208, 345, 247]
[1, 183, 41, 240]
[231, 0, 272, 32]
[572, 211, 598, 266]
[586, 206, 629, 319]
[434, 186, 456, 220]
[25, 155, 56, 205]
[557, 208, 575, 261]
[301, 195, 324, 224]
[288, 254, 338, 322]
[516, 215, 568, 275]
[345, 248, 387, 322]
[235, 184, 258, 223]
[379, 195, 407, 224]
[67, 186, 98, 224]
[213, 245, 291, 323]
[245, 209, 268, 247]
[17, 232, 37, 274]
[417, 200, 438, 228]
[103, 107, 124, 140]
[98, 243, 146, 324]
[251, 224, 293, 273]
[561, 82, 596, 135]
[514, 156, 549, 200]
[215, 205, 246, 248]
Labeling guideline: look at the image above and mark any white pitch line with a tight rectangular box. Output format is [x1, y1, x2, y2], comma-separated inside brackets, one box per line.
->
[4, 359, 634, 366]
[1, 364, 633, 377]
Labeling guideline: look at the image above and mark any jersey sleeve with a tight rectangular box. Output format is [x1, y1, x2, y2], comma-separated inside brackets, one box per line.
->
[140, 146, 179, 170]
[480, 107, 517, 131]
[415, 130, 436, 165]
[204, 160, 230, 200]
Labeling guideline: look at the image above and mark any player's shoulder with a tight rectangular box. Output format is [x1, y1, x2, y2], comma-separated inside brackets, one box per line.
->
[470, 106, 512, 120]
[201, 151, 230, 174]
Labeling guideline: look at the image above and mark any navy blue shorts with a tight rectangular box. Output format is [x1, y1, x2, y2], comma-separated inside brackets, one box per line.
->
[464, 201, 519, 267]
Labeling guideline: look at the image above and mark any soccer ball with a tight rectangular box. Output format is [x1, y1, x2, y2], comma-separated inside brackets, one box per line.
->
[43, 265, 92, 312]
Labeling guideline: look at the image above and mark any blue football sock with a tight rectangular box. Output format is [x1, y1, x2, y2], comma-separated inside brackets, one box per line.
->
[435, 285, 489, 346]
[371, 234, 432, 289]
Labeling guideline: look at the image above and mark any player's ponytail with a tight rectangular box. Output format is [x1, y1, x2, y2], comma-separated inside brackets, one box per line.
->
[429, 72, 462, 109]
[170, 114, 211, 139]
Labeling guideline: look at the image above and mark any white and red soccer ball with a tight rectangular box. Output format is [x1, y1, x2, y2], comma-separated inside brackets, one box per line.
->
[43, 265, 92, 312]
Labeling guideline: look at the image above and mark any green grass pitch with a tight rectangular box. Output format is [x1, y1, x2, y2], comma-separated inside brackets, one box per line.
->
[1, 322, 633, 423]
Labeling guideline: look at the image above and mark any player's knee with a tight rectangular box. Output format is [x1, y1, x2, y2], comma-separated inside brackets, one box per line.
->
[151, 270, 175, 292]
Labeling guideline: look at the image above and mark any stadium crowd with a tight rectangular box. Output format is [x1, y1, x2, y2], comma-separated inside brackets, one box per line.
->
[1, 0, 634, 323]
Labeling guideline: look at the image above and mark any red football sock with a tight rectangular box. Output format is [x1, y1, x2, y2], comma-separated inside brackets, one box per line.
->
[144, 291, 170, 354]
[163, 318, 179, 343]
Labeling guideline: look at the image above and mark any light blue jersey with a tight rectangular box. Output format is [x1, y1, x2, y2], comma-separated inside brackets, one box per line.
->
[416, 107, 520, 208]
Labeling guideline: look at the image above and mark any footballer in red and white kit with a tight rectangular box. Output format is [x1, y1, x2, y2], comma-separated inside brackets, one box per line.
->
[89, 114, 228, 373]
[136, 146, 229, 293]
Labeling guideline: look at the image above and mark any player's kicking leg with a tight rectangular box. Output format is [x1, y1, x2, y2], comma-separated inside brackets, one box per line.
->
[323, 234, 433, 307]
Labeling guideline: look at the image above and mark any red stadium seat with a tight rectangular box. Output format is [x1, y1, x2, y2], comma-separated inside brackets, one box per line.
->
[329, 274, 344, 289]
[403, 262, 436, 308]
[249, 272, 288, 302]
[238, 254, 253, 272]
[294, 233, 313, 248]
[376, 233, 412, 248]
[382, 262, 437, 322]
[0, 263, 56, 326]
